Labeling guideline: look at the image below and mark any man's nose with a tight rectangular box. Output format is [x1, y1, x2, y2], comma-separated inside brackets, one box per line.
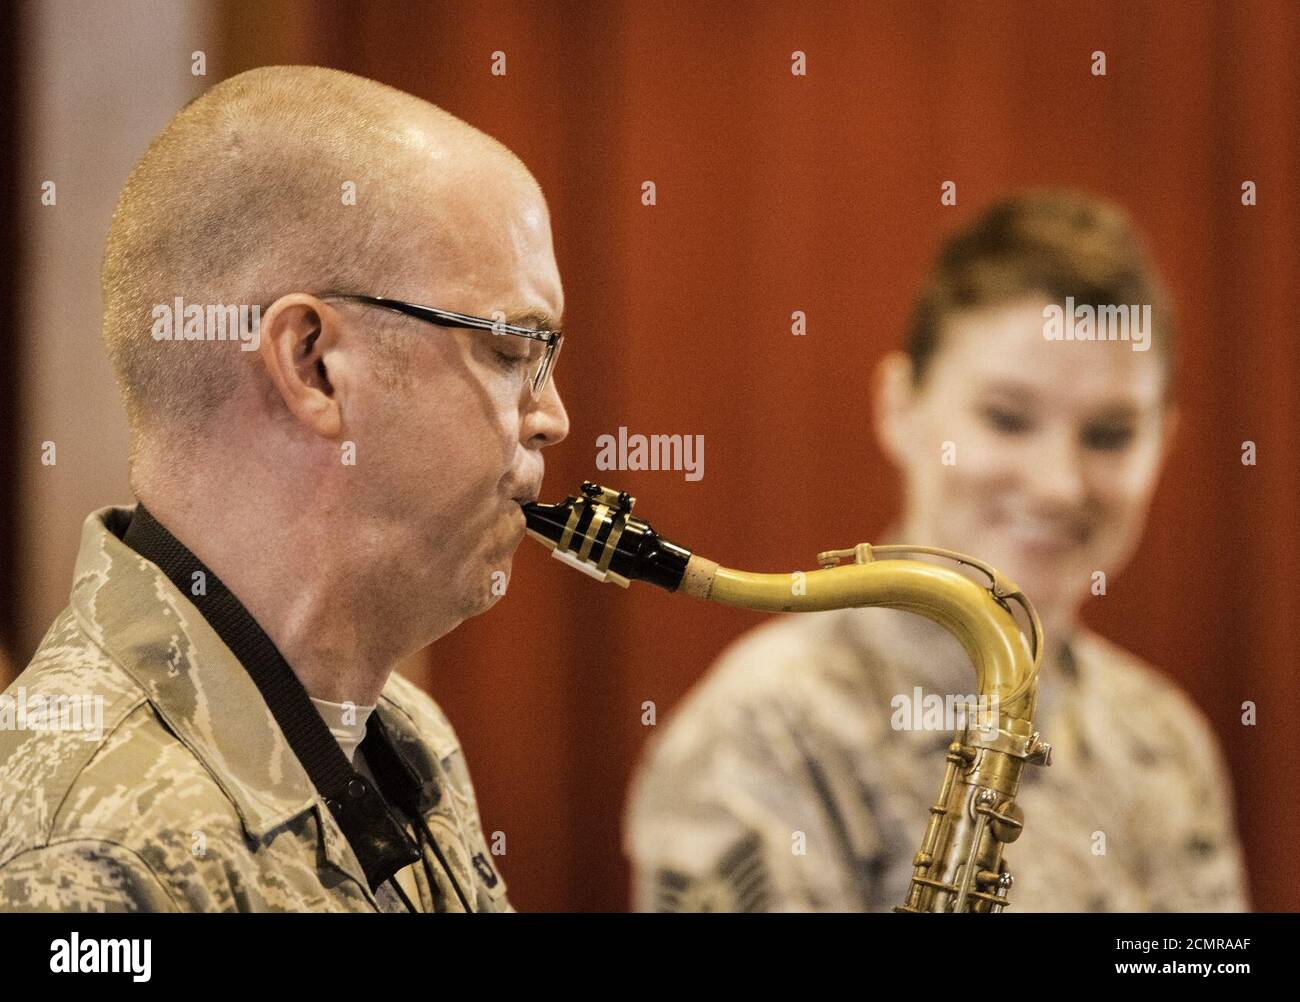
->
[524, 378, 569, 448]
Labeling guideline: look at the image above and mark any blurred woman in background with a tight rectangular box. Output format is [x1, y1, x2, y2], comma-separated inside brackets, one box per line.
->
[624, 190, 1250, 912]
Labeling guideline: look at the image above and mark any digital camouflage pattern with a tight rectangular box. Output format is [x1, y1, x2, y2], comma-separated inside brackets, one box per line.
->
[625, 606, 1250, 912]
[0, 507, 510, 913]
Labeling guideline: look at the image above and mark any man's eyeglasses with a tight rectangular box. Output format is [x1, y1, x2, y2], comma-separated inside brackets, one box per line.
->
[324, 294, 563, 400]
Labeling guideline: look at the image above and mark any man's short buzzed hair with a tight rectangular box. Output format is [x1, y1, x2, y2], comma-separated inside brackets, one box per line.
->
[101, 65, 528, 450]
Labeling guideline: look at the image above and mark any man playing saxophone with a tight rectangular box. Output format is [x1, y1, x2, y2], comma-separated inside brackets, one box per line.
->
[0, 66, 568, 912]
[623, 190, 1250, 912]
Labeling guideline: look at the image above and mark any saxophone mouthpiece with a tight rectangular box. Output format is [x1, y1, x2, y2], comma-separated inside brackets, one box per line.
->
[522, 481, 693, 591]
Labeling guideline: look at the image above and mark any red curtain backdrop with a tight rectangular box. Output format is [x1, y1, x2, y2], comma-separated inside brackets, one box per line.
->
[213, 0, 1299, 911]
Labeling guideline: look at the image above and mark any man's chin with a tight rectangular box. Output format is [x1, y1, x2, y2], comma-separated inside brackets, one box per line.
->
[474, 559, 513, 612]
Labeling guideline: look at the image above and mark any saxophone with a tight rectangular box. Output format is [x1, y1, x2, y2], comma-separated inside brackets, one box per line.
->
[523, 482, 1052, 913]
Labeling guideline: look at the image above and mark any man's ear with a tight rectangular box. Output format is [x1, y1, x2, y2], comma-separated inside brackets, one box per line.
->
[258, 294, 343, 438]
[872, 350, 916, 467]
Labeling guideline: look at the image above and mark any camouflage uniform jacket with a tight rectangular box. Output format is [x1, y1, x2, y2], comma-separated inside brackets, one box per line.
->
[625, 606, 1250, 912]
[0, 506, 510, 913]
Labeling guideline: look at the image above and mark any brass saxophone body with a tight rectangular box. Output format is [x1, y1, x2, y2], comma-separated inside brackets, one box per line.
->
[523, 482, 1051, 913]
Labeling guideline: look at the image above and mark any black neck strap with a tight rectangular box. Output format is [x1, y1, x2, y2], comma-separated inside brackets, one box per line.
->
[122, 504, 421, 892]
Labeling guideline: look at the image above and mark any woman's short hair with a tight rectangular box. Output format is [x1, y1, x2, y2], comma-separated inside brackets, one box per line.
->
[905, 189, 1175, 397]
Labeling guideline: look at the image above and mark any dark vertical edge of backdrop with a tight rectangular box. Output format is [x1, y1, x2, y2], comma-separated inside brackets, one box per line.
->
[0, 0, 24, 680]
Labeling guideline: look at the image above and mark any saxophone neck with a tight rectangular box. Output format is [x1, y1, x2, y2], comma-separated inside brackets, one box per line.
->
[523, 481, 1042, 719]
[695, 553, 1041, 723]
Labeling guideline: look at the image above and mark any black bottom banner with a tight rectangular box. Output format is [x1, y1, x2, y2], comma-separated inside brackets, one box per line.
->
[0, 911, 1284, 990]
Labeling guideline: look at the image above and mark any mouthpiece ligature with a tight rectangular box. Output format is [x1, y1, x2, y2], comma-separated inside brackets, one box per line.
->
[522, 481, 693, 591]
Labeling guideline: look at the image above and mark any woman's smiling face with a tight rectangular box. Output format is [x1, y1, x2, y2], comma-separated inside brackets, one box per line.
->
[877, 295, 1176, 631]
